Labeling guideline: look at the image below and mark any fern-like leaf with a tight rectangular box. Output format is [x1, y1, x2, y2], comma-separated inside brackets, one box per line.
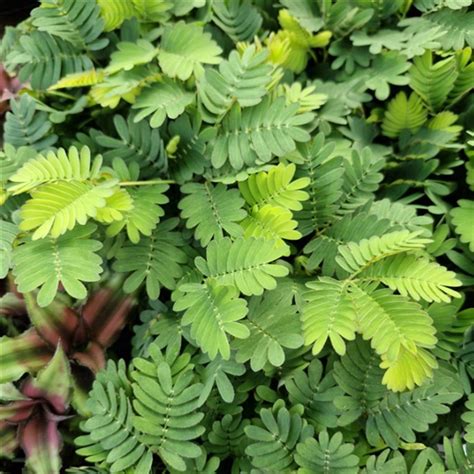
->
[12, 224, 102, 306]
[245, 405, 313, 471]
[6, 31, 93, 90]
[96, 0, 136, 31]
[167, 113, 208, 183]
[89, 66, 157, 109]
[131, 358, 205, 471]
[338, 147, 385, 215]
[304, 212, 391, 275]
[0, 220, 18, 278]
[448, 46, 474, 105]
[95, 188, 134, 224]
[333, 339, 387, 425]
[174, 282, 249, 360]
[336, 230, 431, 276]
[402, 9, 474, 51]
[19, 180, 116, 240]
[462, 394, 474, 443]
[198, 356, 245, 404]
[365, 373, 463, 448]
[285, 359, 342, 430]
[359, 254, 462, 303]
[350, 287, 437, 364]
[295, 431, 359, 474]
[106, 40, 158, 74]
[238, 163, 310, 211]
[212, 0, 263, 42]
[132, 0, 173, 23]
[442, 432, 474, 472]
[0, 145, 37, 190]
[75, 361, 153, 473]
[409, 51, 457, 111]
[382, 92, 428, 138]
[179, 182, 246, 246]
[195, 237, 289, 295]
[3, 95, 57, 150]
[132, 78, 194, 128]
[31, 0, 106, 50]
[379, 345, 440, 392]
[241, 204, 301, 252]
[368, 198, 433, 234]
[302, 277, 357, 356]
[232, 289, 304, 370]
[360, 449, 406, 473]
[113, 219, 187, 299]
[296, 135, 344, 233]
[207, 413, 249, 458]
[8, 146, 102, 195]
[451, 199, 474, 251]
[107, 184, 169, 243]
[210, 98, 314, 169]
[197, 46, 272, 123]
[158, 22, 222, 80]
[93, 114, 167, 175]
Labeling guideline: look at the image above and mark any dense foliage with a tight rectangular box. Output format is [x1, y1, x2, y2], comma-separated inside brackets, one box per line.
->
[1, 0, 473, 472]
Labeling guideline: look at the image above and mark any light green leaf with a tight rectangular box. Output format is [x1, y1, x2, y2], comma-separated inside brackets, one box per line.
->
[12, 224, 103, 306]
[158, 22, 222, 80]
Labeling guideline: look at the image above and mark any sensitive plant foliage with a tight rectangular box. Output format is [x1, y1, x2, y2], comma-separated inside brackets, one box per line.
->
[0, 0, 473, 473]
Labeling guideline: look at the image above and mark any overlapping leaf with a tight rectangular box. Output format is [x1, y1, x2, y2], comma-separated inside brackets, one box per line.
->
[12, 224, 103, 306]
[195, 237, 289, 295]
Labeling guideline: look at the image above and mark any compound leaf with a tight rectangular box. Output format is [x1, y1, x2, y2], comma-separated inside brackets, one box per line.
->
[245, 405, 313, 471]
[133, 79, 194, 128]
[195, 237, 289, 296]
[295, 431, 359, 474]
[174, 282, 249, 360]
[12, 224, 103, 306]
[238, 163, 310, 211]
[113, 219, 187, 299]
[158, 22, 222, 80]
[179, 182, 246, 246]
[233, 289, 304, 371]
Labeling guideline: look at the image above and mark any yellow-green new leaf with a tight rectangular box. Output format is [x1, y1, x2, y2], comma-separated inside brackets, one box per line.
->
[97, 0, 136, 31]
[49, 69, 104, 90]
[239, 163, 310, 211]
[382, 92, 427, 138]
[351, 287, 437, 367]
[8, 146, 103, 195]
[380, 346, 438, 392]
[359, 254, 462, 303]
[20, 180, 116, 240]
[241, 204, 301, 253]
[336, 230, 431, 276]
[107, 184, 169, 243]
[95, 188, 134, 224]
